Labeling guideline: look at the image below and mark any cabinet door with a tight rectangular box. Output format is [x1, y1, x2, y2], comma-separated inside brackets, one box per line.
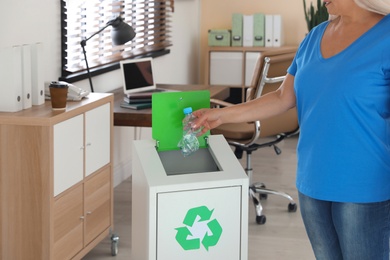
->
[85, 103, 111, 177]
[245, 52, 261, 87]
[84, 167, 111, 244]
[53, 114, 84, 196]
[53, 185, 83, 260]
[210, 52, 242, 86]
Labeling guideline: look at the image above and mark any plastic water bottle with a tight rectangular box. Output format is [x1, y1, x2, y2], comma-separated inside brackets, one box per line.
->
[178, 107, 199, 157]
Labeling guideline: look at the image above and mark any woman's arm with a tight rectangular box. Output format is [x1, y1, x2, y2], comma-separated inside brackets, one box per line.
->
[192, 73, 296, 135]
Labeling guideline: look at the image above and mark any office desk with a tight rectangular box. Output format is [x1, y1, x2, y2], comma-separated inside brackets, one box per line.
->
[113, 84, 229, 127]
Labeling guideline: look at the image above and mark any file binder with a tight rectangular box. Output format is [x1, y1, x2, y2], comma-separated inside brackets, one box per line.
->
[22, 44, 32, 109]
[30, 43, 45, 105]
[253, 13, 265, 47]
[0, 46, 23, 112]
[243, 15, 254, 47]
[265, 14, 274, 47]
[273, 15, 283, 47]
[232, 13, 243, 47]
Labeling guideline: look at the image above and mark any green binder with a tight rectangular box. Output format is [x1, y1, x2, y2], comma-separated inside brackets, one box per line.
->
[253, 13, 265, 47]
[232, 13, 243, 47]
[152, 90, 210, 152]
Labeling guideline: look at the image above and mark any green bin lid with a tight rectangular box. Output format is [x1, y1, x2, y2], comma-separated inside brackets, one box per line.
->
[152, 90, 210, 151]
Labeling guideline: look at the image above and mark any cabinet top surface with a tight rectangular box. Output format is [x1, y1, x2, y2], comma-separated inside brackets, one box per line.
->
[207, 45, 298, 52]
[0, 93, 113, 126]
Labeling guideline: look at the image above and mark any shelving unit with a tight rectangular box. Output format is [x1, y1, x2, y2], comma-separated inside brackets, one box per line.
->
[0, 93, 115, 259]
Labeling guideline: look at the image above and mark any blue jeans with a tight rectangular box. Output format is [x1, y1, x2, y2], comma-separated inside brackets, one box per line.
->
[298, 192, 390, 260]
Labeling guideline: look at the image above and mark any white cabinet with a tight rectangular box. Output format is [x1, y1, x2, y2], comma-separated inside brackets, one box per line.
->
[210, 52, 243, 86]
[210, 51, 260, 87]
[52, 102, 112, 259]
[0, 93, 113, 260]
[205, 46, 298, 102]
[53, 103, 111, 196]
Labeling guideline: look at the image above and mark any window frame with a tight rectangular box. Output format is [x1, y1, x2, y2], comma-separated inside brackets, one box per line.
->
[59, 0, 173, 83]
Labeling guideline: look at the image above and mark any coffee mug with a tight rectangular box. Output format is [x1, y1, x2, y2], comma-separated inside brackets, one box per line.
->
[49, 81, 68, 110]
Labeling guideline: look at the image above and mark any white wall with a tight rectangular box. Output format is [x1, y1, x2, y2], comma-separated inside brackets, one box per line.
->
[0, 0, 200, 186]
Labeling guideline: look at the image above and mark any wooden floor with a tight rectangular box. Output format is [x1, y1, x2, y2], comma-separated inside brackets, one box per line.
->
[83, 135, 315, 260]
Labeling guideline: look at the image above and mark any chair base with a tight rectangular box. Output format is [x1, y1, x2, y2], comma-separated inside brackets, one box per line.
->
[249, 182, 297, 225]
[230, 129, 300, 225]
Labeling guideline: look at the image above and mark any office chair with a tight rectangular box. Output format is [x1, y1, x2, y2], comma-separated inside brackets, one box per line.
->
[210, 51, 299, 224]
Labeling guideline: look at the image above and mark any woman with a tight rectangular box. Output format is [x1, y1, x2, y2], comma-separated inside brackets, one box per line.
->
[192, 0, 390, 259]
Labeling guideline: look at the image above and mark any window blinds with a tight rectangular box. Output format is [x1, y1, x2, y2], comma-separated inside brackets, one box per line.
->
[61, 0, 173, 76]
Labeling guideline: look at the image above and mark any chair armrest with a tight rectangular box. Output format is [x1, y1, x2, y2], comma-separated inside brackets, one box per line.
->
[210, 98, 234, 108]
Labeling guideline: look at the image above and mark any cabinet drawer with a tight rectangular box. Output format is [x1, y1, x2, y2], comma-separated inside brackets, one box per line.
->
[53, 185, 83, 260]
[85, 167, 111, 244]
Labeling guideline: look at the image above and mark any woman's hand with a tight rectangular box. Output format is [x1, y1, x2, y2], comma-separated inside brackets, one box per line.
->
[192, 108, 223, 136]
[192, 73, 296, 136]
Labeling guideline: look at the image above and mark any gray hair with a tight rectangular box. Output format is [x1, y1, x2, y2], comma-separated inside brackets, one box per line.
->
[354, 0, 390, 15]
[330, 0, 390, 20]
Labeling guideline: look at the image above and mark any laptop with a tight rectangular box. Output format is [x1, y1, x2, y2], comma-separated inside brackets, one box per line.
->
[120, 57, 166, 95]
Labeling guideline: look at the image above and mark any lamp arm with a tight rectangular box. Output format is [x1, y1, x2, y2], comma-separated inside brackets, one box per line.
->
[80, 23, 111, 47]
[81, 44, 94, 92]
[80, 21, 112, 93]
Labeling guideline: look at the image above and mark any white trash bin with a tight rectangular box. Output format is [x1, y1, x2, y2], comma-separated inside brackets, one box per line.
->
[132, 91, 249, 260]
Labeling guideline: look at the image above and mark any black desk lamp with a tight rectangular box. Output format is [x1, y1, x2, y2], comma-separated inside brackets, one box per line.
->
[80, 16, 136, 92]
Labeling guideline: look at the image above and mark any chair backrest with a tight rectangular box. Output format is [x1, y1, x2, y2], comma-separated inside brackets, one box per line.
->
[211, 49, 298, 146]
[255, 52, 298, 138]
[246, 50, 296, 102]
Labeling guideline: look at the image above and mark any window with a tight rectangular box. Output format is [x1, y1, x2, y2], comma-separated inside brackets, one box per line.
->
[60, 0, 174, 82]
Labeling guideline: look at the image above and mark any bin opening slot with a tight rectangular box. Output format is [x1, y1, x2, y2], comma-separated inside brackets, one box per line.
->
[158, 148, 220, 176]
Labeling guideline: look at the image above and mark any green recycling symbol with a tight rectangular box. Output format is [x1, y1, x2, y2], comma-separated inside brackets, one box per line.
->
[175, 205, 222, 251]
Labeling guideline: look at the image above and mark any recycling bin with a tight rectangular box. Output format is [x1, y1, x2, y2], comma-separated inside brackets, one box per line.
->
[132, 91, 249, 260]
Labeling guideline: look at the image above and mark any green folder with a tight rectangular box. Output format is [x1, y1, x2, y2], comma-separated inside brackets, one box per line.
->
[253, 13, 265, 47]
[152, 90, 210, 152]
[232, 13, 243, 47]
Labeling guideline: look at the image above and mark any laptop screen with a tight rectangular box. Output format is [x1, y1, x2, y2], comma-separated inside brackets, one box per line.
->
[120, 57, 155, 94]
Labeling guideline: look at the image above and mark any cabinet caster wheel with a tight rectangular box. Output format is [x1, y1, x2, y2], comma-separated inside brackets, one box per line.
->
[111, 234, 119, 256]
[256, 215, 266, 225]
[288, 203, 297, 212]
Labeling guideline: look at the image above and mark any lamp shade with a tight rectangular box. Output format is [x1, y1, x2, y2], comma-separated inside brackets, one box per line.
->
[109, 17, 136, 45]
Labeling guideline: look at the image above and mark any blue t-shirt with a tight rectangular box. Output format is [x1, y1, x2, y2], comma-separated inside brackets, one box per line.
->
[288, 15, 390, 203]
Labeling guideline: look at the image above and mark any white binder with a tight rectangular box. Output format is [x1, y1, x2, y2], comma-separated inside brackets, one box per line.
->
[273, 15, 283, 47]
[30, 43, 45, 105]
[265, 14, 274, 47]
[21, 44, 32, 109]
[243, 15, 254, 47]
[0, 46, 23, 112]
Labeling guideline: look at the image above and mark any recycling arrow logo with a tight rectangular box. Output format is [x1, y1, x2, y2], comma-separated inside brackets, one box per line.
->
[175, 205, 222, 251]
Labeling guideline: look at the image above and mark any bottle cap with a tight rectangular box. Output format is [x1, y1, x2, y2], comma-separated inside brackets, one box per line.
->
[183, 107, 192, 115]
